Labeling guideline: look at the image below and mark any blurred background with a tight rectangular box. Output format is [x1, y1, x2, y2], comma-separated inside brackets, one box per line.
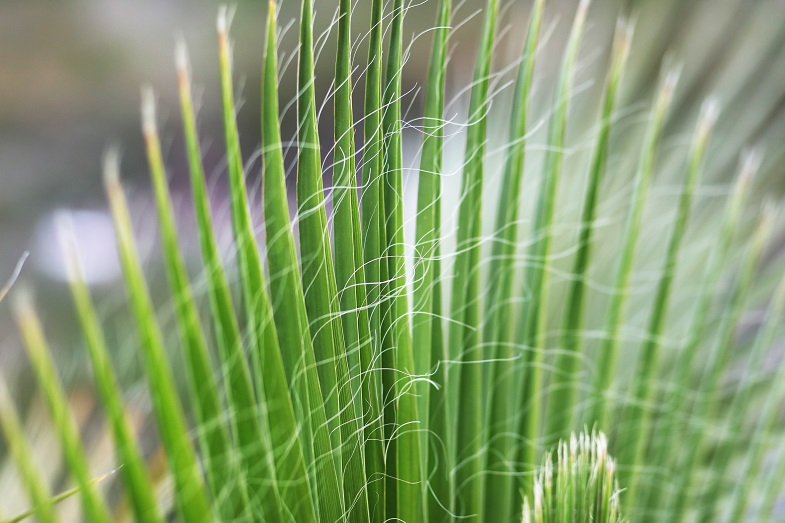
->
[2, 0, 785, 391]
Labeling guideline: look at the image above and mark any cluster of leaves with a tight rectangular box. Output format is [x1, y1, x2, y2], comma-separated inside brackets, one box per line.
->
[523, 432, 621, 523]
[1, 0, 784, 521]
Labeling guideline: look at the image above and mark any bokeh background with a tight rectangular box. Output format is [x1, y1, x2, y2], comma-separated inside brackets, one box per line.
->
[2, 0, 785, 388]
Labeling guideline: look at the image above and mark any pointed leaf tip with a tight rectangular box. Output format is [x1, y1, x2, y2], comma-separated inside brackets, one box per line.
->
[217, 5, 229, 34]
[10, 285, 33, 318]
[699, 97, 721, 130]
[54, 211, 81, 281]
[662, 65, 682, 98]
[615, 17, 635, 56]
[578, 0, 591, 18]
[175, 37, 190, 75]
[141, 85, 157, 138]
[102, 147, 122, 186]
[740, 147, 764, 179]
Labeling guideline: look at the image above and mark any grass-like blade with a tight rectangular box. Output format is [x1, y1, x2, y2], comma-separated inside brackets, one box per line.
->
[668, 205, 774, 519]
[413, 0, 450, 407]
[292, 0, 344, 433]
[619, 99, 718, 500]
[427, 268, 451, 523]
[515, 0, 589, 503]
[382, 0, 424, 519]
[482, 1, 544, 519]
[448, 0, 499, 516]
[11, 293, 113, 523]
[411, 0, 452, 519]
[295, 0, 342, 455]
[731, 272, 785, 519]
[260, 2, 340, 521]
[58, 220, 164, 523]
[217, 9, 291, 520]
[358, 0, 387, 518]
[545, 17, 632, 444]
[0, 376, 58, 523]
[141, 87, 248, 520]
[333, 0, 363, 397]
[103, 153, 213, 522]
[330, 0, 372, 518]
[699, 271, 785, 521]
[643, 156, 755, 515]
[720, 278, 785, 521]
[584, 66, 680, 430]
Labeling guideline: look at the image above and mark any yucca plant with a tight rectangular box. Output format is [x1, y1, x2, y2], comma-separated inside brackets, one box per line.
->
[1, 0, 784, 521]
[522, 431, 622, 523]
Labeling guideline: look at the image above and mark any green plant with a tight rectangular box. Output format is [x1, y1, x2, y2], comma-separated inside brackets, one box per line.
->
[1, 0, 784, 521]
[522, 431, 622, 523]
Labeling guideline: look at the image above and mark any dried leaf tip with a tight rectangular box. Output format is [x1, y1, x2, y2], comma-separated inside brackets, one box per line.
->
[578, 0, 592, 17]
[660, 64, 682, 103]
[10, 284, 34, 320]
[175, 36, 190, 76]
[700, 97, 721, 126]
[217, 5, 234, 61]
[141, 85, 157, 138]
[740, 147, 764, 181]
[695, 97, 720, 142]
[217, 5, 230, 35]
[54, 211, 80, 281]
[102, 147, 122, 187]
[614, 17, 634, 58]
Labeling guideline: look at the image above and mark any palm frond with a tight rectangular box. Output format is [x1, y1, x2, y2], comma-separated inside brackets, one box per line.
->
[2, 1, 784, 522]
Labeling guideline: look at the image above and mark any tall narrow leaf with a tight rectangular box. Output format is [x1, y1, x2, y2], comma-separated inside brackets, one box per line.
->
[729, 273, 785, 520]
[545, 18, 632, 443]
[358, 0, 387, 518]
[12, 293, 113, 523]
[449, 0, 498, 516]
[516, 0, 590, 503]
[483, 1, 545, 519]
[59, 222, 164, 523]
[382, 0, 423, 519]
[261, 2, 341, 521]
[643, 154, 755, 515]
[141, 87, 248, 520]
[330, 0, 372, 518]
[668, 205, 773, 519]
[619, 99, 718, 501]
[103, 153, 213, 522]
[585, 67, 680, 429]
[412, 0, 452, 519]
[0, 376, 58, 523]
[700, 271, 785, 521]
[217, 10, 290, 520]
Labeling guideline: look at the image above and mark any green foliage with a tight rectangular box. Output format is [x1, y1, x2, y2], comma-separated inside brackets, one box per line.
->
[522, 431, 622, 523]
[1, 0, 784, 521]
